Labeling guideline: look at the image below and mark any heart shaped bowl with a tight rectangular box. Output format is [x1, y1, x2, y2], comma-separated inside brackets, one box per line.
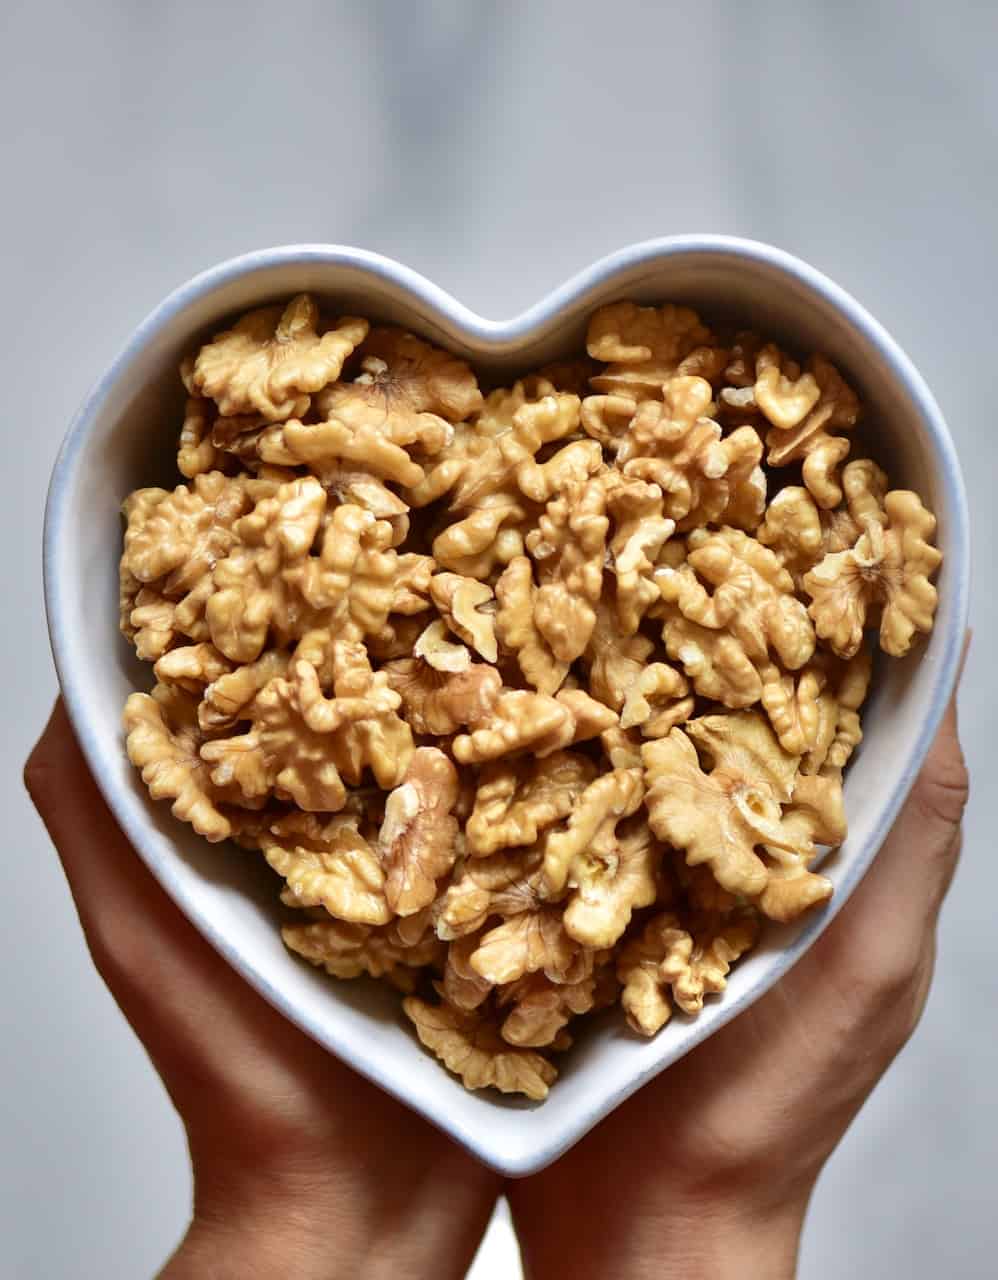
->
[43, 237, 969, 1176]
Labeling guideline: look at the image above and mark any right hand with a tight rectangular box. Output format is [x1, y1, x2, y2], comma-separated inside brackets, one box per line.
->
[508, 687, 969, 1280]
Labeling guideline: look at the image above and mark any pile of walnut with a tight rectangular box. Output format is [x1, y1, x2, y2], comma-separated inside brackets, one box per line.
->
[120, 295, 942, 1101]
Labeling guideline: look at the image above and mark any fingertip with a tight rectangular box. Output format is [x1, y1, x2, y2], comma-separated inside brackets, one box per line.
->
[23, 699, 69, 803]
[912, 731, 970, 831]
[958, 628, 972, 683]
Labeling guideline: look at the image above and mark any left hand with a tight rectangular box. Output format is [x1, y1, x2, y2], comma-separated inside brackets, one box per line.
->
[25, 702, 502, 1280]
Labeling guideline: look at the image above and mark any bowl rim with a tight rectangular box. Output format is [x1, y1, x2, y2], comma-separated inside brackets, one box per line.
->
[42, 235, 970, 1176]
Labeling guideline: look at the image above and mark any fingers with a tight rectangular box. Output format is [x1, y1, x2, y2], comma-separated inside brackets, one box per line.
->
[883, 693, 968, 901]
[807, 672, 969, 1052]
[25, 701, 157, 933]
[24, 701, 226, 977]
[841, 629, 969, 927]
[858, 684, 969, 922]
[24, 702, 273, 1055]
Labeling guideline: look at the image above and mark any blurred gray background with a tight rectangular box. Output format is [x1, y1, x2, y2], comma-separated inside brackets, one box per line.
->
[2, 1, 996, 1275]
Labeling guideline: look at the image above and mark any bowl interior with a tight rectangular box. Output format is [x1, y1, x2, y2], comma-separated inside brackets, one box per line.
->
[45, 241, 968, 1175]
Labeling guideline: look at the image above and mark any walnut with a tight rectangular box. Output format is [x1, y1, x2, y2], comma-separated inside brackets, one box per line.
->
[432, 502, 527, 579]
[587, 301, 712, 398]
[403, 997, 558, 1101]
[495, 556, 568, 694]
[283, 916, 441, 983]
[259, 811, 390, 925]
[191, 297, 367, 421]
[757, 773, 845, 921]
[563, 815, 661, 948]
[624, 414, 762, 535]
[657, 526, 816, 686]
[441, 934, 493, 1011]
[403, 421, 495, 508]
[123, 685, 233, 842]
[617, 375, 712, 474]
[525, 475, 608, 663]
[429, 573, 498, 662]
[828, 458, 889, 548]
[121, 472, 250, 590]
[804, 490, 941, 657]
[452, 689, 571, 764]
[802, 647, 873, 776]
[294, 644, 414, 787]
[583, 601, 655, 712]
[199, 666, 345, 812]
[762, 355, 861, 508]
[314, 327, 482, 449]
[434, 845, 546, 941]
[285, 502, 399, 640]
[198, 649, 289, 731]
[201, 648, 412, 809]
[121, 579, 190, 660]
[177, 388, 225, 479]
[470, 906, 591, 986]
[676, 344, 731, 383]
[450, 382, 581, 510]
[643, 713, 798, 901]
[465, 751, 597, 857]
[616, 378, 765, 531]
[260, 415, 426, 488]
[497, 971, 599, 1047]
[379, 748, 460, 916]
[205, 476, 326, 662]
[452, 688, 613, 765]
[752, 343, 821, 430]
[759, 466, 888, 598]
[757, 485, 824, 588]
[153, 643, 233, 694]
[412, 618, 472, 672]
[716, 436, 768, 533]
[665, 711, 841, 924]
[606, 479, 676, 634]
[120, 563, 216, 665]
[384, 653, 501, 736]
[758, 661, 827, 756]
[723, 331, 763, 388]
[619, 662, 693, 736]
[541, 767, 644, 897]
[555, 688, 618, 742]
[617, 909, 760, 1034]
[580, 391, 639, 453]
[658, 608, 762, 709]
[516, 439, 604, 504]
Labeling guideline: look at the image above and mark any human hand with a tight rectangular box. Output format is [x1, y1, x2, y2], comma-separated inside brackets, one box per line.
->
[25, 702, 501, 1280]
[507, 677, 969, 1280]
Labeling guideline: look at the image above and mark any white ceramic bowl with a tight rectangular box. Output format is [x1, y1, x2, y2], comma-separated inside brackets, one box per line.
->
[44, 237, 969, 1176]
